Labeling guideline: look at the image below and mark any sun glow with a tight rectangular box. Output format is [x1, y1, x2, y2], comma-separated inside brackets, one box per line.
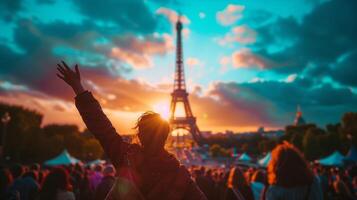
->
[152, 101, 170, 120]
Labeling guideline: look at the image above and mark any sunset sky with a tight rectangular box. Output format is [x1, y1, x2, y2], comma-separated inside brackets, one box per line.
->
[1, 0, 357, 134]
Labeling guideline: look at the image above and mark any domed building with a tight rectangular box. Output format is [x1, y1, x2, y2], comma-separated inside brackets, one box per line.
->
[294, 105, 306, 126]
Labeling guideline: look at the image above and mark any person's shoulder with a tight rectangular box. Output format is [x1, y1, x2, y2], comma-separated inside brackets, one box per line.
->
[251, 181, 265, 189]
[266, 185, 281, 199]
[56, 190, 75, 200]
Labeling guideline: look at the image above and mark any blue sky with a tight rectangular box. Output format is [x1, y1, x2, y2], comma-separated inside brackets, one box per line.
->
[0, 0, 356, 133]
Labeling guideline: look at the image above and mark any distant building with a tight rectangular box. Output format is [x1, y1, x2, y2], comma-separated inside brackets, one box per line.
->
[294, 105, 306, 126]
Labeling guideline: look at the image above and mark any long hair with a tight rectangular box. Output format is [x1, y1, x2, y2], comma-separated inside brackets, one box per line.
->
[38, 167, 71, 200]
[251, 170, 267, 185]
[227, 167, 250, 189]
[267, 142, 313, 187]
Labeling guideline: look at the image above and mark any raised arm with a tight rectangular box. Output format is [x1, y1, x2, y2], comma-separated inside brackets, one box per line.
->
[56, 61, 128, 166]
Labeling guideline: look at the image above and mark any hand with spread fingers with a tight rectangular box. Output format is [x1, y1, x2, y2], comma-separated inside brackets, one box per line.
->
[56, 61, 85, 95]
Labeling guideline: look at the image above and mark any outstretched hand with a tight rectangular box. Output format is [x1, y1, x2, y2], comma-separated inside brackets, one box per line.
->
[56, 61, 85, 95]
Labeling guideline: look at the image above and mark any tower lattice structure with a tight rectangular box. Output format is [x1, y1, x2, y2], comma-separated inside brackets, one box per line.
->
[169, 19, 203, 145]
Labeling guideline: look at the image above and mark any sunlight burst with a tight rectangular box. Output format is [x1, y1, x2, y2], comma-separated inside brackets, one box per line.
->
[152, 101, 170, 120]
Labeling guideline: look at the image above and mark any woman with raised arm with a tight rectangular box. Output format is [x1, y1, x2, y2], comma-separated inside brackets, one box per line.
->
[56, 61, 206, 200]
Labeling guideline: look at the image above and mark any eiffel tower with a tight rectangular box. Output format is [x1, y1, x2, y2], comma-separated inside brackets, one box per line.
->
[169, 18, 203, 146]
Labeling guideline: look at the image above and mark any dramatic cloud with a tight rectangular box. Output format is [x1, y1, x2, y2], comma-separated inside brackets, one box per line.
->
[73, 0, 157, 33]
[247, 0, 357, 78]
[110, 34, 174, 69]
[217, 25, 257, 46]
[232, 49, 271, 69]
[0, 0, 22, 21]
[216, 4, 245, 26]
[0, 0, 356, 133]
[156, 7, 190, 25]
[331, 51, 357, 87]
[202, 79, 357, 127]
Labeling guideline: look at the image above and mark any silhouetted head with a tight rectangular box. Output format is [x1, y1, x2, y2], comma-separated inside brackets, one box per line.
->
[23, 171, 38, 181]
[135, 111, 170, 154]
[9, 164, 24, 179]
[94, 164, 102, 172]
[30, 163, 40, 171]
[268, 141, 313, 187]
[39, 167, 71, 200]
[227, 167, 249, 189]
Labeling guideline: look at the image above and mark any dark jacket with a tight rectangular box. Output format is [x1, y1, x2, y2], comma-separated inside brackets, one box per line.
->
[224, 186, 254, 200]
[9, 177, 39, 200]
[95, 176, 116, 200]
[75, 91, 206, 200]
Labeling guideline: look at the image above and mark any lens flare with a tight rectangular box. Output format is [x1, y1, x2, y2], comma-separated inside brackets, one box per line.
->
[152, 101, 170, 120]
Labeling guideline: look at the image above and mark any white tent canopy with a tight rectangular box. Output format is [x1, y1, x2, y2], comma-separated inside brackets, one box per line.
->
[238, 153, 252, 162]
[86, 159, 106, 166]
[258, 152, 271, 167]
[44, 149, 81, 166]
[318, 151, 345, 166]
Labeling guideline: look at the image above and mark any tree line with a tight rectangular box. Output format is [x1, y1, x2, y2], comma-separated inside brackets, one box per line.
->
[1, 102, 356, 163]
[0, 102, 103, 163]
[206, 113, 357, 160]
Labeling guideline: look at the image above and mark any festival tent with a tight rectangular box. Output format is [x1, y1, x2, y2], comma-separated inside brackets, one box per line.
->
[44, 149, 81, 166]
[258, 152, 271, 167]
[238, 153, 252, 162]
[86, 159, 106, 166]
[317, 151, 345, 166]
[345, 146, 357, 162]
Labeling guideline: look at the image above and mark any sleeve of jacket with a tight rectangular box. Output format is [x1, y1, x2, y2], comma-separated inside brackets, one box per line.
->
[75, 91, 129, 167]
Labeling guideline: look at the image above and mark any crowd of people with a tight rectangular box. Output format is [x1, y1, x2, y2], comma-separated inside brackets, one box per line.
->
[1, 142, 357, 200]
[2, 62, 356, 200]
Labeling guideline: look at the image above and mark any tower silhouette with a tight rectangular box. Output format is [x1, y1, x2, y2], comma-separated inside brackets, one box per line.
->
[169, 18, 202, 145]
[294, 105, 306, 126]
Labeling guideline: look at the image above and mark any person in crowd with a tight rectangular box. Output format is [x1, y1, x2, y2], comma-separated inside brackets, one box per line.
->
[352, 176, 357, 197]
[37, 167, 75, 200]
[95, 165, 116, 200]
[250, 170, 266, 200]
[56, 61, 206, 200]
[77, 170, 93, 200]
[332, 172, 355, 200]
[216, 171, 229, 200]
[89, 165, 103, 191]
[195, 167, 216, 200]
[0, 167, 14, 199]
[70, 169, 84, 200]
[314, 166, 329, 199]
[225, 166, 254, 200]
[9, 164, 24, 181]
[265, 142, 323, 200]
[8, 164, 39, 200]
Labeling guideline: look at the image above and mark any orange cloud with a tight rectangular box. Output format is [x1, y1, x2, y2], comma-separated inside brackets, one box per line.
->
[216, 4, 245, 26]
[110, 34, 174, 69]
[156, 7, 190, 25]
[0, 64, 278, 134]
[111, 47, 152, 69]
[218, 25, 257, 46]
[186, 57, 202, 67]
[232, 49, 268, 69]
